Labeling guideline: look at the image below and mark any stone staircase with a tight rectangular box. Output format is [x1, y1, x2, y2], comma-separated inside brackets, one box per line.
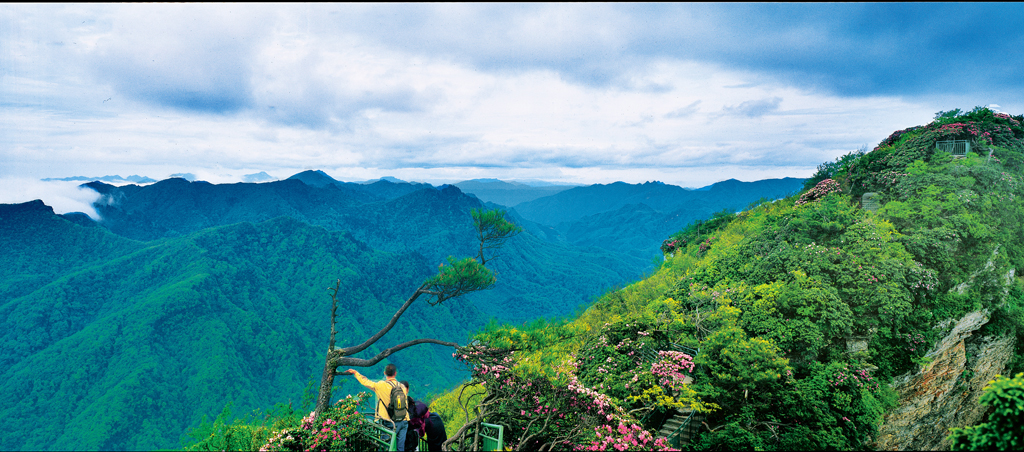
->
[657, 407, 703, 448]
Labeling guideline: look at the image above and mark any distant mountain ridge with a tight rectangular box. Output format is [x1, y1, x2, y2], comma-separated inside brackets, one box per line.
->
[454, 179, 576, 207]
[78, 176, 643, 318]
[512, 177, 805, 226]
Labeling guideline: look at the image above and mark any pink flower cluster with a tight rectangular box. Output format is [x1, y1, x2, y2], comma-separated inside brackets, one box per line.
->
[260, 395, 368, 452]
[796, 179, 842, 206]
[566, 373, 614, 416]
[308, 418, 345, 451]
[581, 423, 677, 451]
[661, 238, 685, 255]
[908, 264, 938, 292]
[698, 237, 716, 254]
[827, 366, 879, 392]
[994, 112, 1021, 127]
[904, 332, 926, 353]
[650, 351, 695, 389]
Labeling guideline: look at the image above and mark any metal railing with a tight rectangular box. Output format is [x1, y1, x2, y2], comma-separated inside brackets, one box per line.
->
[666, 409, 699, 449]
[480, 423, 505, 451]
[937, 140, 970, 157]
[361, 412, 399, 450]
[450, 422, 504, 451]
[360, 411, 503, 451]
[638, 342, 699, 365]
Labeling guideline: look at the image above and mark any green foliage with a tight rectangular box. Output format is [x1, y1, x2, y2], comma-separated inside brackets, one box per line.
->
[1, 193, 643, 449]
[423, 256, 496, 305]
[471, 207, 523, 264]
[182, 402, 296, 451]
[804, 147, 867, 191]
[0, 216, 480, 451]
[183, 393, 376, 451]
[10, 108, 1024, 451]
[935, 108, 964, 120]
[949, 373, 1024, 451]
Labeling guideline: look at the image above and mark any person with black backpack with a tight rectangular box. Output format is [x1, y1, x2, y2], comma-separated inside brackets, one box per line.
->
[345, 364, 410, 451]
[401, 381, 447, 452]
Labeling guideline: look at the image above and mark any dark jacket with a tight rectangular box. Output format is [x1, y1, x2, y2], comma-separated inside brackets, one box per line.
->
[408, 399, 430, 437]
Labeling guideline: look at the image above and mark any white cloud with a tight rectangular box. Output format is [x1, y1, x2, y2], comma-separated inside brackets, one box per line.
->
[0, 179, 102, 219]
[0, 4, 987, 191]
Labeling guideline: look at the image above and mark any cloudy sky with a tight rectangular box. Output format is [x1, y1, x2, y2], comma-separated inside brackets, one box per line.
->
[2, 3, 1023, 211]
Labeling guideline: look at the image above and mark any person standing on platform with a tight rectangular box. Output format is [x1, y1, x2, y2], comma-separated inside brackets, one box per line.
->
[345, 364, 409, 451]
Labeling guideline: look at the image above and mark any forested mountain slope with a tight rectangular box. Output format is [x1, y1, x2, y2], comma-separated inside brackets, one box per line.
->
[509, 178, 806, 262]
[0, 208, 486, 450]
[0, 177, 646, 450]
[80, 180, 641, 320]
[423, 108, 1024, 451]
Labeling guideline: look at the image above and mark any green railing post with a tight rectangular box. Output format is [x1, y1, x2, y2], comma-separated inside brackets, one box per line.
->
[665, 410, 695, 448]
[361, 411, 398, 451]
[479, 423, 504, 451]
[937, 140, 970, 157]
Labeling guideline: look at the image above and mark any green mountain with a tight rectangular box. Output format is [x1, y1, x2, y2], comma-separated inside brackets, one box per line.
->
[0, 206, 488, 450]
[82, 179, 642, 320]
[0, 179, 649, 450]
[511, 178, 806, 263]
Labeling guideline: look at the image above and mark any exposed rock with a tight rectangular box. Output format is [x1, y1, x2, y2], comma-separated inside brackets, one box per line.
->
[874, 309, 1016, 450]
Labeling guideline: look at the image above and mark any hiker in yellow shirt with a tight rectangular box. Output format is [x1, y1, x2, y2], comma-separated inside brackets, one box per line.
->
[344, 364, 410, 451]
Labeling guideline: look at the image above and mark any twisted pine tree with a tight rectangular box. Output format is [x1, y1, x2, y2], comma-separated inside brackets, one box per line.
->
[313, 208, 522, 417]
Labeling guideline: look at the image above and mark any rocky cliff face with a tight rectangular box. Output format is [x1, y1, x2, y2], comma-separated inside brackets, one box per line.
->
[874, 309, 1016, 450]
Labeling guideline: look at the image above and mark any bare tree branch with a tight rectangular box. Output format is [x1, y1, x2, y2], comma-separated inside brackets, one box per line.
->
[335, 283, 429, 357]
[333, 338, 460, 368]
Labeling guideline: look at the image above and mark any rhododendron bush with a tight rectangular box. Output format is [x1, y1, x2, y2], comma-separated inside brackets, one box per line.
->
[446, 331, 692, 451]
[258, 393, 374, 452]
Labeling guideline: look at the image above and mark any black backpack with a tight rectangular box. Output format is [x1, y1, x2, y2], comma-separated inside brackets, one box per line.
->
[382, 380, 408, 421]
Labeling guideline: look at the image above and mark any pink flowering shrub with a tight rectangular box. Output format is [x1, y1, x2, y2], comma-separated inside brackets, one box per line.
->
[826, 366, 879, 392]
[848, 107, 1024, 197]
[650, 351, 695, 389]
[452, 326, 700, 451]
[452, 345, 617, 450]
[581, 422, 676, 451]
[795, 179, 842, 206]
[661, 238, 684, 255]
[258, 393, 373, 452]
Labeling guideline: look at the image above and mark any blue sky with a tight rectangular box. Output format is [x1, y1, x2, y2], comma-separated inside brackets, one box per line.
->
[2, 3, 1023, 212]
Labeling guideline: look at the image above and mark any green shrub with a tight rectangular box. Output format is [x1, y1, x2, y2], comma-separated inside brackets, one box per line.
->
[949, 373, 1024, 450]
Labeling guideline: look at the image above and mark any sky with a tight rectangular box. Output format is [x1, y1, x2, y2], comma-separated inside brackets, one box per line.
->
[2, 3, 1023, 213]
